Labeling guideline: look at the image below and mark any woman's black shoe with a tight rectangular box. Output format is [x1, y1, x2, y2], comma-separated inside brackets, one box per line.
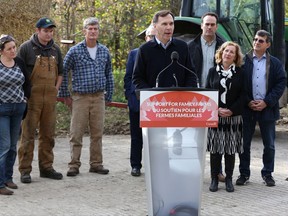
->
[225, 178, 234, 192]
[209, 178, 218, 192]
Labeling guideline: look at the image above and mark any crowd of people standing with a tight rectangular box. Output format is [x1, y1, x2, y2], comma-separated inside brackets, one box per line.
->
[0, 10, 286, 196]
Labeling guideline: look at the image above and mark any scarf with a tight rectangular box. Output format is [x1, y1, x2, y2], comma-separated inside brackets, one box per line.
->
[216, 63, 236, 104]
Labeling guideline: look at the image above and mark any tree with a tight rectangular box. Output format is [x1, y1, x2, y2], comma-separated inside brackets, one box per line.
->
[0, 0, 53, 44]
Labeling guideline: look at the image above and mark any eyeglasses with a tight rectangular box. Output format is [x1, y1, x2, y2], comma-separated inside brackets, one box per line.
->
[253, 38, 266, 44]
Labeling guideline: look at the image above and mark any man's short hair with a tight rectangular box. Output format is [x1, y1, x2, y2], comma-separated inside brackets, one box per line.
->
[256, 30, 272, 43]
[152, 10, 174, 24]
[201, 12, 219, 23]
[83, 17, 99, 29]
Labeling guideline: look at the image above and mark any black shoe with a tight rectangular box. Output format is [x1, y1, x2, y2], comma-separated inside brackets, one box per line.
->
[236, 175, 249, 185]
[225, 178, 234, 192]
[67, 167, 79, 177]
[89, 165, 109, 174]
[21, 173, 31, 183]
[40, 169, 63, 180]
[131, 168, 141, 177]
[263, 175, 275, 187]
[209, 178, 218, 192]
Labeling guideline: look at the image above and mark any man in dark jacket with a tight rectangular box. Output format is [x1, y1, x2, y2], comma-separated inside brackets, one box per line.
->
[188, 12, 224, 88]
[188, 12, 225, 182]
[236, 30, 286, 187]
[132, 10, 196, 89]
[124, 25, 157, 177]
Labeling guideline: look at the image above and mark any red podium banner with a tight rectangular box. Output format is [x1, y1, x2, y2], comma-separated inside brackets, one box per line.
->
[140, 90, 218, 128]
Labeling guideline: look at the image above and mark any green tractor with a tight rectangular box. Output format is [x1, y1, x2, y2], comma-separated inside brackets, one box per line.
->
[173, 0, 287, 106]
[137, 0, 287, 105]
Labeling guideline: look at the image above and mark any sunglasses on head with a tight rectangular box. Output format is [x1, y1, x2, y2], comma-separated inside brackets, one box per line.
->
[253, 38, 266, 44]
[146, 35, 155, 38]
[0, 34, 15, 45]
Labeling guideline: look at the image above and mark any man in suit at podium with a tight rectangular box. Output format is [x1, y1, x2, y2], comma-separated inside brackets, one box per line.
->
[132, 10, 199, 215]
[124, 25, 157, 177]
[132, 10, 197, 88]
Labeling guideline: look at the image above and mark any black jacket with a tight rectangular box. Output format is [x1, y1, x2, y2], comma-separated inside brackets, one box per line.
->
[206, 65, 244, 116]
[15, 56, 31, 100]
[132, 37, 197, 89]
[188, 33, 224, 87]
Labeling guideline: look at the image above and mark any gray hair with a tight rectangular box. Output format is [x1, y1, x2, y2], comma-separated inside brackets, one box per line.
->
[83, 17, 100, 29]
[145, 25, 155, 36]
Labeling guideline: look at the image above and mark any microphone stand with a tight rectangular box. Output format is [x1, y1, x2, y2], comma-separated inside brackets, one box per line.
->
[155, 61, 174, 88]
[176, 61, 200, 88]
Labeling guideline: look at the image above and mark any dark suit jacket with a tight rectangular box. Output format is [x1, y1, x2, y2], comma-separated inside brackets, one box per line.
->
[243, 51, 286, 121]
[132, 37, 197, 89]
[124, 48, 140, 112]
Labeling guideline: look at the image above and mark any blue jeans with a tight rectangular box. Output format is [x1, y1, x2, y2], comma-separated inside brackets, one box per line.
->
[0, 103, 26, 188]
[239, 116, 276, 178]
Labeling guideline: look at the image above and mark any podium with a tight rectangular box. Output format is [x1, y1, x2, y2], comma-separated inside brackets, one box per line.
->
[139, 87, 218, 216]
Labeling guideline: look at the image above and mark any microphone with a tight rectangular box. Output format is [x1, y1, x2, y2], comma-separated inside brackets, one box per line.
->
[155, 53, 176, 88]
[171, 51, 200, 88]
[173, 73, 178, 87]
[171, 51, 179, 62]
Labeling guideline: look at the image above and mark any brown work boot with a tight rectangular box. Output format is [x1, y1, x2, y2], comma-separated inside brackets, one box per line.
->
[5, 182, 18, 189]
[20, 172, 31, 183]
[0, 187, 14, 195]
[67, 167, 79, 177]
[40, 169, 63, 180]
[89, 165, 109, 174]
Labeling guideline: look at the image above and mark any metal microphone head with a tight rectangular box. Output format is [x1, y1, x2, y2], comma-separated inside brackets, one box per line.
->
[171, 51, 179, 62]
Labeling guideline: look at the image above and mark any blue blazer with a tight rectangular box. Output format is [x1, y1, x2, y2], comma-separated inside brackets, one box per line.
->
[124, 48, 140, 112]
[243, 51, 286, 121]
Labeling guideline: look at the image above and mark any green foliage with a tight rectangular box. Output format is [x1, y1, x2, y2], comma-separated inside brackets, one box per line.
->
[113, 69, 126, 103]
[51, 0, 181, 70]
[55, 102, 71, 136]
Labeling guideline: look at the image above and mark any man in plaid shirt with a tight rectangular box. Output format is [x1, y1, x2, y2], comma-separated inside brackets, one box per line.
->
[58, 17, 114, 177]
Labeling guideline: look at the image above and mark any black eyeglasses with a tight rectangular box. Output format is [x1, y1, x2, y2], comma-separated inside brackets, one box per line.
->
[253, 38, 266, 44]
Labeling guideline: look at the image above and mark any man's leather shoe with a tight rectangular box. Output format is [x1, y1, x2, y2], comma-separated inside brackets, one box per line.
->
[131, 168, 141, 176]
[0, 187, 13, 195]
[40, 169, 63, 180]
[21, 173, 31, 183]
[209, 178, 218, 192]
[67, 167, 79, 177]
[89, 165, 109, 174]
[5, 182, 18, 189]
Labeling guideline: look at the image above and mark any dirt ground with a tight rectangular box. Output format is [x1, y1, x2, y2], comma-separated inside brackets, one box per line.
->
[104, 106, 288, 135]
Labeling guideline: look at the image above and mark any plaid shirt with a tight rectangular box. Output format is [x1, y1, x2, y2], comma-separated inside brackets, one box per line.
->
[0, 64, 25, 104]
[58, 40, 114, 102]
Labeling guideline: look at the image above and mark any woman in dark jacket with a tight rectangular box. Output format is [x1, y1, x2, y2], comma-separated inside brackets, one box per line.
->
[0, 34, 31, 195]
[205, 41, 244, 192]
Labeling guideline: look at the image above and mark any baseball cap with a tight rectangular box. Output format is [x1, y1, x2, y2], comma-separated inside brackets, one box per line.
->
[36, 17, 56, 28]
